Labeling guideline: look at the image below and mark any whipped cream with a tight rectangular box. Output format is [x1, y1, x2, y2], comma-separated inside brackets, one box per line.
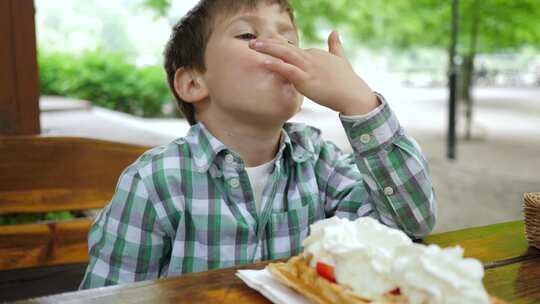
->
[392, 244, 490, 304]
[301, 217, 490, 304]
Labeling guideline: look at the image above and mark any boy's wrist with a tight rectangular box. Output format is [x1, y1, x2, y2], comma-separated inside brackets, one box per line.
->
[338, 91, 380, 116]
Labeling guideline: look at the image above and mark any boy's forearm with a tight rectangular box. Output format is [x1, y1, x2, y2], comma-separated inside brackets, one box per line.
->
[340, 96, 437, 239]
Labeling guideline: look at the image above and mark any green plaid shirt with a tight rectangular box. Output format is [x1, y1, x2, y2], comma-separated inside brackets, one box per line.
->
[80, 98, 436, 289]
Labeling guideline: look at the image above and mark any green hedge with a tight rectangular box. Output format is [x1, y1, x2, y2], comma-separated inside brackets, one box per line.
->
[38, 50, 177, 117]
[0, 212, 75, 226]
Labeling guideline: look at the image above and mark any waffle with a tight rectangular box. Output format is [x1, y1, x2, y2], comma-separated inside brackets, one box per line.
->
[267, 255, 506, 304]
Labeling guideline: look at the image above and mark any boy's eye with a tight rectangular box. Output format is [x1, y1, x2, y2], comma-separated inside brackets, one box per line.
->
[236, 33, 257, 40]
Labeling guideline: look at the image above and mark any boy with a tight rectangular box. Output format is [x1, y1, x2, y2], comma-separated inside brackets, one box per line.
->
[80, 0, 436, 289]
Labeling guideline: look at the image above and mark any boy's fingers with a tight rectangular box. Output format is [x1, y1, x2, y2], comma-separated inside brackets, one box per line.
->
[328, 31, 346, 59]
[263, 58, 308, 85]
[250, 40, 307, 70]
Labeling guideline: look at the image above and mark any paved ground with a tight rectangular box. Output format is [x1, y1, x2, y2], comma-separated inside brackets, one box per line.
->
[40, 86, 540, 233]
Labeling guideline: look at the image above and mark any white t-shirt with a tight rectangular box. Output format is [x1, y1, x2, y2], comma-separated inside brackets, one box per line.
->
[245, 160, 274, 214]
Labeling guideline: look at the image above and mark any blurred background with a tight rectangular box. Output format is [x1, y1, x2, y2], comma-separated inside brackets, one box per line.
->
[29, 0, 540, 231]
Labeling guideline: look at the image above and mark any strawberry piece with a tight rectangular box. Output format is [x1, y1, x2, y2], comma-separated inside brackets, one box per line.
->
[390, 287, 401, 295]
[316, 262, 336, 283]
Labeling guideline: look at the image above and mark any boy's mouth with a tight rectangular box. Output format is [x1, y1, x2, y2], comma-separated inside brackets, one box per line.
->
[271, 72, 290, 85]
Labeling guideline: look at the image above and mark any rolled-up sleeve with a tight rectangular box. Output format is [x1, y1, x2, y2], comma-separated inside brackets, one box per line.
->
[321, 94, 436, 239]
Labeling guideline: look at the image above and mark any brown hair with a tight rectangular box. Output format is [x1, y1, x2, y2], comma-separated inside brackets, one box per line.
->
[163, 0, 295, 125]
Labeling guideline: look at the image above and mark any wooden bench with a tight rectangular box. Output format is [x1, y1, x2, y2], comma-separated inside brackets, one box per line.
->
[0, 136, 149, 301]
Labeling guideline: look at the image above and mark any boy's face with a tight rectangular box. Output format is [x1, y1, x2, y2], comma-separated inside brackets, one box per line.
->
[201, 3, 303, 126]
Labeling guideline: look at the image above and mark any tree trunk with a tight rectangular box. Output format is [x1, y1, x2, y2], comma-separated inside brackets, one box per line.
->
[447, 0, 459, 160]
[462, 54, 475, 139]
[463, 0, 480, 140]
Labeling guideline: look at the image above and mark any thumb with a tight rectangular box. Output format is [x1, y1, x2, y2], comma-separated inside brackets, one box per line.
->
[328, 30, 346, 58]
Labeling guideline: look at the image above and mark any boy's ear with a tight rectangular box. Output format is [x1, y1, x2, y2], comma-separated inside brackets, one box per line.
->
[173, 67, 209, 103]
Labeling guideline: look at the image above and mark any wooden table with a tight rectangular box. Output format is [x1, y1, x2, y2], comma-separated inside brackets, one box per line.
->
[20, 220, 540, 304]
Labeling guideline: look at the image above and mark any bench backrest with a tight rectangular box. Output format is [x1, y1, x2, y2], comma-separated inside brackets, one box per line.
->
[0, 136, 149, 270]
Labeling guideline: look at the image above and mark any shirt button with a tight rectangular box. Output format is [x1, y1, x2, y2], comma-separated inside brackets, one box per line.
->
[360, 134, 371, 144]
[225, 154, 234, 163]
[384, 186, 394, 196]
[230, 178, 240, 188]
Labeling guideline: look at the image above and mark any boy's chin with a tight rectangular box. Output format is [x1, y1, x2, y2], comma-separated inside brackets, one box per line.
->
[242, 101, 299, 126]
[268, 100, 303, 122]
[254, 112, 295, 127]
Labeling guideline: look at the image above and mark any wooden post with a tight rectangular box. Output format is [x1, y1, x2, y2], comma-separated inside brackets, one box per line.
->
[0, 0, 40, 135]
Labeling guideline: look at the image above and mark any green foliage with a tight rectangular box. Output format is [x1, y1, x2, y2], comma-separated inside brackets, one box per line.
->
[459, 0, 540, 53]
[0, 212, 75, 226]
[39, 50, 175, 117]
[141, 0, 171, 17]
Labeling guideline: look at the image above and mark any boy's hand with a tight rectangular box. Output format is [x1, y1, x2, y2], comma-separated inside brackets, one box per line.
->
[249, 31, 379, 115]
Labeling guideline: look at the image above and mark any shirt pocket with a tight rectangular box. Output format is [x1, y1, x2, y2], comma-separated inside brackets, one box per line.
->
[266, 204, 312, 259]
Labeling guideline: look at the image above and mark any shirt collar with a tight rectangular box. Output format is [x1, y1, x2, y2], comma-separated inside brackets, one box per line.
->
[182, 123, 227, 172]
[182, 122, 316, 173]
[280, 122, 317, 163]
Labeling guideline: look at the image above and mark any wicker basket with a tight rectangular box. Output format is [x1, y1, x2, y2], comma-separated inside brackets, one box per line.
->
[524, 192, 540, 249]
